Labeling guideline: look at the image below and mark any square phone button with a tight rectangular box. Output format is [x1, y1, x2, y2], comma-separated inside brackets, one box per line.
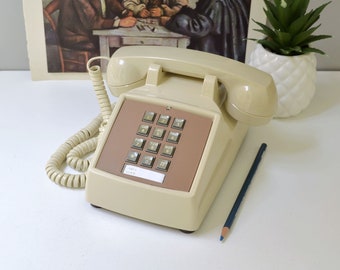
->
[161, 145, 176, 157]
[143, 111, 156, 123]
[126, 151, 140, 163]
[141, 155, 155, 167]
[157, 115, 171, 126]
[156, 159, 171, 171]
[146, 141, 160, 153]
[167, 131, 181, 143]
[172, 118, 186, 129]
[132, 138, 145, 149]
[152, 127, 166, 140]
[137, 124, 151, 136]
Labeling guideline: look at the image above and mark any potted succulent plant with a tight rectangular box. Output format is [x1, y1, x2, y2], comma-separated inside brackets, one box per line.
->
[248, 0, 332, 118]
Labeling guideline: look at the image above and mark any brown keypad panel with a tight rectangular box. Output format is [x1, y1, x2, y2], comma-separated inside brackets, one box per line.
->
[95, 99, 212, 192]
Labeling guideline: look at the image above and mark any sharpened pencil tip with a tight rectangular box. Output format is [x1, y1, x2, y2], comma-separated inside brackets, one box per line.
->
[219, 227, 230, 242]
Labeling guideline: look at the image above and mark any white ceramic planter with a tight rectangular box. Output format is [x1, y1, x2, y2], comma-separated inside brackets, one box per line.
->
[248, 44, 317, 118]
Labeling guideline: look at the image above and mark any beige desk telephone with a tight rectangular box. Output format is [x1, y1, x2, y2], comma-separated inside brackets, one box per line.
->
[46, 46, 277, 232]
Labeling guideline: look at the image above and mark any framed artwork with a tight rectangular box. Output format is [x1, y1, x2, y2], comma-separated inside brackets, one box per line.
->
[24, 0, 265, 80]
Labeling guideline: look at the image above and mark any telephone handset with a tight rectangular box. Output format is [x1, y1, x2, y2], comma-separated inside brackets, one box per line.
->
[46, 46, 277, 232]
[106, 46, 277, 126]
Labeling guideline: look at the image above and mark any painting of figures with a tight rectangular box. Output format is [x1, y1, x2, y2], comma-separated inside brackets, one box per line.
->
[42, 0, 252, 73]
[24, 0, 263, 79]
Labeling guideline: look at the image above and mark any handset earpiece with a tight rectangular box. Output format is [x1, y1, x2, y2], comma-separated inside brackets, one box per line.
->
[106, 57, 149, 97]
[223, 79, 277, 126]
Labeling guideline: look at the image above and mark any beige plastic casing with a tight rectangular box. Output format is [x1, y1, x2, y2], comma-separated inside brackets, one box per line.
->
[85, 46, 277, 231]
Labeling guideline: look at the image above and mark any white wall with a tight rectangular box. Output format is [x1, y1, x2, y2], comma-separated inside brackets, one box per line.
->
[310, 0, 340, 70]
[0, 0, 339, 70]
[1, 0, 29, 70]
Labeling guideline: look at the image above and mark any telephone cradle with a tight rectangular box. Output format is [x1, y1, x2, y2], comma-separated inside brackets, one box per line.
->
[47, 46, 277, 232]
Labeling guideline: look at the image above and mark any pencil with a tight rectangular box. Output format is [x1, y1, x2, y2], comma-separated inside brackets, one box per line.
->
[219, 143, 267, 242]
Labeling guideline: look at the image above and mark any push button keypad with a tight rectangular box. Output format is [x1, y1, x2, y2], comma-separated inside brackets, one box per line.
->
[95, 99, 213, 192]
[125, 111, 185, 172]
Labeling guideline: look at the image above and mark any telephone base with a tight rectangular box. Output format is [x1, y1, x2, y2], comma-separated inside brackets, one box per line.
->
[86, 122, 247, 232]
[84, 46, 272, 231]
[86, 94, 248, 231]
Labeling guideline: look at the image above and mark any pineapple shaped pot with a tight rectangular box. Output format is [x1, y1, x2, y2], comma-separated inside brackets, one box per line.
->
[249, 44, 317, 118]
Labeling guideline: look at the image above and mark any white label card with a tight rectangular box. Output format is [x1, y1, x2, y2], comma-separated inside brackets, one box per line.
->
[123, 165, 165, 184]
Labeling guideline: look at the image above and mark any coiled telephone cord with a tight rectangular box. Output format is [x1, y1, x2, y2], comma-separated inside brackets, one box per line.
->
[45, 57, 112, 188]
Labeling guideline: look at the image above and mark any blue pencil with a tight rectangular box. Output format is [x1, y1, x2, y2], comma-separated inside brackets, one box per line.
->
[220, 143, 267, 242]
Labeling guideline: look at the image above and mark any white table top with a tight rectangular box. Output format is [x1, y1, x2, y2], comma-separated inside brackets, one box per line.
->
[1, 71, 339, 270]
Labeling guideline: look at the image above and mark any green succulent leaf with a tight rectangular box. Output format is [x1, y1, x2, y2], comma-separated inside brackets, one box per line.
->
[302, 2, 331, 31]
[253, 19, 277, 38]
[276, 1, 290, 30]
[291, 25, 320, 46]
[263, 0, 280, 29]
[289, 14, 315, 36]
[299, 34, 332, 47]
[263, 7, 280, 30]
[266, 0, 279, 17]
[257, 39, 281, 53]
[276, 31, 292, 47]
[291, 0, 309, 18]
[302, 47, 326, 55]
[279, 47, 303, 56]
